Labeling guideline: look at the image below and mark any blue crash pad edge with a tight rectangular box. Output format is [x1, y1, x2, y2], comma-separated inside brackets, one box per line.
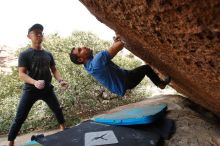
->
[93, 104, 167, 125]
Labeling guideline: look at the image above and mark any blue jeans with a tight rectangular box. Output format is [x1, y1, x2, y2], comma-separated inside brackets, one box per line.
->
[125, 65, 164, 90]
[8, 86, 65, 141]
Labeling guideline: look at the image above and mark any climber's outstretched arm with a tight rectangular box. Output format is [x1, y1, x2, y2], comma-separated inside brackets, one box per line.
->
[107, 35, 125, 58]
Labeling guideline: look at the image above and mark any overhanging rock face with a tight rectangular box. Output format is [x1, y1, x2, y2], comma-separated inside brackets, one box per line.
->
[80, 0, 220, 116]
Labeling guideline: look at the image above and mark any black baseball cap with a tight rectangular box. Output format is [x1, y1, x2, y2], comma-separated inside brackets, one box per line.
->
[28, 23, 44, 34]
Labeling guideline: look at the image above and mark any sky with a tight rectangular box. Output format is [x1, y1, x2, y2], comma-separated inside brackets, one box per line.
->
[0, 0, 115, 48]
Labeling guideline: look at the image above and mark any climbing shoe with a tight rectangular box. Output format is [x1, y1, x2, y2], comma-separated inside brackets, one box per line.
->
[158, 76, 171, 89]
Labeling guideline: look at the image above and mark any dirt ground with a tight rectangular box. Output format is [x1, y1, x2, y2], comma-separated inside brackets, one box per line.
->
[1, 95, 220, 146]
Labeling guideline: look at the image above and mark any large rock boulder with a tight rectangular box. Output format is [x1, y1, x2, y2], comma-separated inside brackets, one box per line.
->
[79, 0, 220, 116]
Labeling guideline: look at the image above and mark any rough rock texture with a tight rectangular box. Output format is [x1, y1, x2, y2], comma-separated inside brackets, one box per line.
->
[79, 0, 220, 116]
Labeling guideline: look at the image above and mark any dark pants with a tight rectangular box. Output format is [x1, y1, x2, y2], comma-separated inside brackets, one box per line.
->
[8, 87, 65, 141]
[125, 65, 164, 90]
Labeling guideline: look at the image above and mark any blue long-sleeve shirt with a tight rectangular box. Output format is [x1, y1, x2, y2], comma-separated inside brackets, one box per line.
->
[84, 50, 127, 96]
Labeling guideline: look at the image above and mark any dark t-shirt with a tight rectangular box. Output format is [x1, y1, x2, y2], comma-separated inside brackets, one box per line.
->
[18, 48, 55, 90]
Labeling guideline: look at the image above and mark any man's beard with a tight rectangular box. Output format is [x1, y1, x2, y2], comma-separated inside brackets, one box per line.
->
[88, 49, 93, 57]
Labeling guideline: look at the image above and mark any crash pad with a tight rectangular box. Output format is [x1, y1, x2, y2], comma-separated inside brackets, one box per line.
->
[35, 120, 161, 146]
[93, 103, 167, 125]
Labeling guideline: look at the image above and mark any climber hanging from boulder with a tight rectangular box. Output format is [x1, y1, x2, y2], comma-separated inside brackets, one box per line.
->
[69, 33, 171, 96]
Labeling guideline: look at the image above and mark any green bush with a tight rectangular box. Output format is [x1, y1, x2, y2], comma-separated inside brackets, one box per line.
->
[0, 31, 149, 135]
